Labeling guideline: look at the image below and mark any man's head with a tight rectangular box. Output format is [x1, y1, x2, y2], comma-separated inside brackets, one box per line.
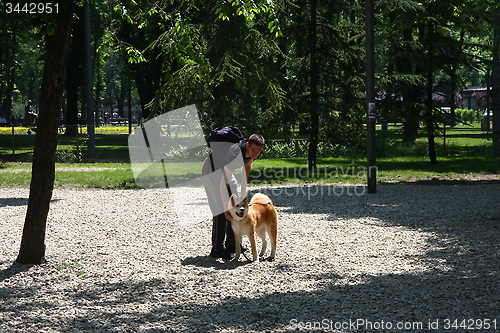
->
[247, 134, 265, 160]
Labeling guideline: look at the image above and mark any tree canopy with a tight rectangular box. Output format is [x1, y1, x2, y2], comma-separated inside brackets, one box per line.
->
[1, 0, 499, 156]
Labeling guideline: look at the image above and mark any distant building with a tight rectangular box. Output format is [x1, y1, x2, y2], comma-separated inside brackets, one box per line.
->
[460, 87, 488, 111]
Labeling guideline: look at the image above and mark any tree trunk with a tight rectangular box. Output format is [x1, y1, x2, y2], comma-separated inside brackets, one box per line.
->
[399, 29, 419, 144]
[65, 69, 79, 136]
[425, 21, 437, 164]
[493, 6, 500, 156]
[450, 66, 457, 127]
[17, 0, 74, 265]
[95, 59, 102, 127]
[64, 4, 84, 137]
[0, 34, 16, 120]
[426, 69, 437, 164]
[308, 0, 319, 170]
[402, 102, 420, 143]
[0, 73, 14, 119]
[1, 42, 15, 119]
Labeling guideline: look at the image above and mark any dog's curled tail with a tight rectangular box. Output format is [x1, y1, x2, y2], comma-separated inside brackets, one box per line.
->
[250, 193, 273, 206]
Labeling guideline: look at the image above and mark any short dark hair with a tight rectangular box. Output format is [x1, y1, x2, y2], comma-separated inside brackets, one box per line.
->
[248, 134, 265, 146]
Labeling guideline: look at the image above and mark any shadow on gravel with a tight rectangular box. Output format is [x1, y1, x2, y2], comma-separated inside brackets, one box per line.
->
[190, 271, 498, 332]
[0, 262, 32, 284]
[0, 197, 61, 207]
[1, 184, 498, 332]
[62, 185, 496, 331]
[45, 268, 498, 332]
[0, 197, 28, 207]
[181, 255, 253, 270]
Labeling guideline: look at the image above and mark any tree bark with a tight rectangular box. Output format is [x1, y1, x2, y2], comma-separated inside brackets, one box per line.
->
[308, 0, 319, 170]
[400, 29, 420, 144]
[0, 34, 16, 119]
[425, 21, 437, 164]
[17, 0, 74, 265]
[65, 67, 79, 136]
[64, 4, 84, 137]
[493, 6, 500, 156]
[426, 68, 437, 164]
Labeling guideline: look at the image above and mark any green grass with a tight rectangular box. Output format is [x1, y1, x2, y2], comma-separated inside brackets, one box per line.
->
[1, 155, 497, 189]
[0, 123, 498, 188]
[376, 124, 494, 158]
[1, 123, 495, 161]
[0, 162, 138, 189]
[0, 131, 131, 162]
[249, 156, 500, 185]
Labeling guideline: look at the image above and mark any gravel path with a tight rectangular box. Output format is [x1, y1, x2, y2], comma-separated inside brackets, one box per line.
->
[0, 183, 499, 332]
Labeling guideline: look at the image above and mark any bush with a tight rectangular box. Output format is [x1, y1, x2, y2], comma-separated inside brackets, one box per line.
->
[56, 148, 81, 163]
[454, 108, 483, 124]
[261, 140, 347, 158]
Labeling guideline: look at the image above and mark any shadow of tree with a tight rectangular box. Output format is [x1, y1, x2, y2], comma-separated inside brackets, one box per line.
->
[0, 262, 32, 284]
[38, 267, 496, 331]
[0, 197, 61, 207]
[0, 184, 498, 331]
[0, 197, 28, 207]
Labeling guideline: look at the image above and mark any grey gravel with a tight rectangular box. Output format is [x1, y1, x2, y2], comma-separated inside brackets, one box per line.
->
[0, 183, 499, 332]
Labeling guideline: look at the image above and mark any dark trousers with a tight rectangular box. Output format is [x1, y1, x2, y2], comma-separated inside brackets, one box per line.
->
[202, 158, 238, 254]
[211, 213, 235, 253]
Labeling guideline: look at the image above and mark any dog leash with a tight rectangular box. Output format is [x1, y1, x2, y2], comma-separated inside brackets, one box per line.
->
[242, 249, 251, 261]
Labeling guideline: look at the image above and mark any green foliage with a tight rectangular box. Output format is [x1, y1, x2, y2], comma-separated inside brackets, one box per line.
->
[125, 46, 146, 64]
[56, 259, 85, 276]
[56, 148, 82, 163]
[1, 0, 497, 161]
[143, 0, 286, 138]
[454, 108, 485, 124]
[261, 140, 348, 158]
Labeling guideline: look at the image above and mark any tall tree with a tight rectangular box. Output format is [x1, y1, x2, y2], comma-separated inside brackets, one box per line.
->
[379, 0, 492, 159]
[280, 0, 366, 157]
[146, 0, 284, 135]
[114, 2, 165, 121]
[65, 4, 85, 137]
[378, 1, 423, 144]
[17, 0, 74, 264]
[424, 19, 437, 164]
[493, 4, 500, 156]
[308, 0, 319, 170]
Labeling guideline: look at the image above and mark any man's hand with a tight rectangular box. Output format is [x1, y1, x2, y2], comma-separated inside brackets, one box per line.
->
[225, 210, 234, 221]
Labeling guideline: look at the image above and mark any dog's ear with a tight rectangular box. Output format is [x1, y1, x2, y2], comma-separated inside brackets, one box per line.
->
[230, 194, 237, 206]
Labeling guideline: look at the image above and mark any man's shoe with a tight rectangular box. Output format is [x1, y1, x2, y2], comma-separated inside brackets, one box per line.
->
[222, 252, 235, 261]
[210, 250, 234, 261]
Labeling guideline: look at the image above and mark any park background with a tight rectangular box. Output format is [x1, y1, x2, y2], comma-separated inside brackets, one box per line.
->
[1, 0, 500, 188]
[0, 2, 499, 331]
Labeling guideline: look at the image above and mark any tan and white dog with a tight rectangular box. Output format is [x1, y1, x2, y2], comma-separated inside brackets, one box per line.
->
[228, 193, 278, 262]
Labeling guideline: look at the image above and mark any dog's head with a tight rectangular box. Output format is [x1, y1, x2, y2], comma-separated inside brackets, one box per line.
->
[228, 194, 249, 221]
